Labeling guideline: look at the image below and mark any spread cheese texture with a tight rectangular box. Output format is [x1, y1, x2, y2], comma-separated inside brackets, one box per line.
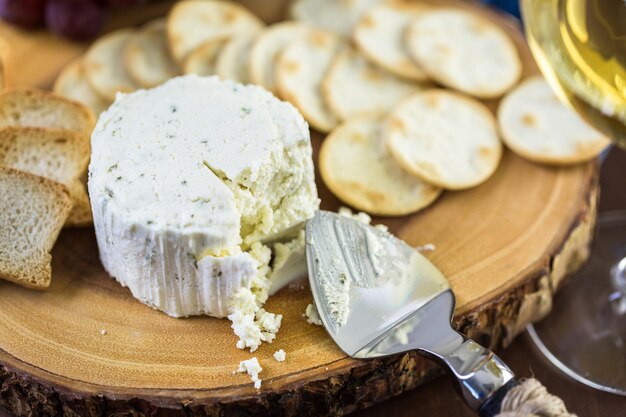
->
[89, 75, 318, 351]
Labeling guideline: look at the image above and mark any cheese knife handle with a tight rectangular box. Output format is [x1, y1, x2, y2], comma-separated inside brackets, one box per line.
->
[476, 378, 519, 417]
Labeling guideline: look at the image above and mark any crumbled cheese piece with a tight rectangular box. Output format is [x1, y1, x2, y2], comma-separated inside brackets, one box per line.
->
[228, 242, 283, 352]
[375, 224, 389, 232]
[338, 206, 371, 224]
[236, 357, 263, 389]
[415, 243, 436, 252]
[305, 303, 323, 326]
[99, 329, 107, 335]
[228, 292, 282, 352]
[273, 349, 286, 362]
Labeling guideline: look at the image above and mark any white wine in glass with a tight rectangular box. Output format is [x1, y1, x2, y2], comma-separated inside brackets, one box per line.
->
[522, 0, 625, 145]
[521, 0, 626, 395]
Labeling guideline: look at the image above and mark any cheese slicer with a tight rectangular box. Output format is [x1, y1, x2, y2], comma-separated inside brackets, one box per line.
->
[305, 211, 518, 416]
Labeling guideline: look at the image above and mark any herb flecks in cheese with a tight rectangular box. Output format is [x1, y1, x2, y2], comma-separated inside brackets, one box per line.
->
[89, 75, 318, 351]
[320, 271, 351, 326]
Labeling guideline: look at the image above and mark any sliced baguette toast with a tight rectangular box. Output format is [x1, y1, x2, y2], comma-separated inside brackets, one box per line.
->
[0, 167, 72, 289]
[0, 127, 92, 227]
[0, 88, 95, 137]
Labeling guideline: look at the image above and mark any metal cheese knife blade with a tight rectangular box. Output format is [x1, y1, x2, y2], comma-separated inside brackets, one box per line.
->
[305, 211, 518, 416]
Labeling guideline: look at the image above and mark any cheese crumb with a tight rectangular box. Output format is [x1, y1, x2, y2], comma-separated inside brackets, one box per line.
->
[305, 303, 323, 326]
[99, 329, 107, 335]
[228, 243, 283, 352]
[273, 349, 286, 362]
[338, 206, 371, 224]
[415, 243, 436, 252]
[236, 357, 263, 389]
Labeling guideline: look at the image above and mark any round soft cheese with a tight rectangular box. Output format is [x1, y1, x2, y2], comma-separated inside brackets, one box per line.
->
[89, 75, 318, 318]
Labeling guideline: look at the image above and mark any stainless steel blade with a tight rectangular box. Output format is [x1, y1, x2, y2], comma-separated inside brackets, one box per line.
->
[305, 211, 515, 411]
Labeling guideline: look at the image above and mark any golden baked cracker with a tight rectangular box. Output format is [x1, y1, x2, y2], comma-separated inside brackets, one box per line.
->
[320, 116, 441, 216]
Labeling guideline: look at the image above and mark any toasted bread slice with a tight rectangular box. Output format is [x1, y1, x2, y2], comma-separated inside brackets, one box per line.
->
[0, 88, 95, 137]
[385, 90, 502, 190]
[0, 35, 11, 88]
[124, 19, 179, 88]
[406, 8, 521, 99]
[0, 167, 71, 289]
[84, 29, 141, 101]
[322, 47, 423, 121]
[0, 127, 91, 227]
[320, 116, 442, 216]
[498, 76, 610, 165]
[275, 30, 343, 133]
[167, 0, 264, 65]
[54, 59, 111, 118]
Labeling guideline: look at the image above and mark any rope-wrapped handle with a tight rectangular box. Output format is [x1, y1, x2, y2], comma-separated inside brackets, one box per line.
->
[479, 378, 577, 417]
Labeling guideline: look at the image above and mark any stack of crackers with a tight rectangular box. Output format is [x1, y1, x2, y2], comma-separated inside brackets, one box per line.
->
[54, 0, 610, 218]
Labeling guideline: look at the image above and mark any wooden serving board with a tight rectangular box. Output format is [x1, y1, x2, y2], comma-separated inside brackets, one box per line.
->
[0, 1, 598, 416]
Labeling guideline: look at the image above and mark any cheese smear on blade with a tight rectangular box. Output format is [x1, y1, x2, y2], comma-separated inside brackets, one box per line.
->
[89, 75, 318, 351]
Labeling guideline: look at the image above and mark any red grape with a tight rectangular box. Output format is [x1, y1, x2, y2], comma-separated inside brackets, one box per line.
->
[45, 0, 106, 40]
[0, 0, 47, 28]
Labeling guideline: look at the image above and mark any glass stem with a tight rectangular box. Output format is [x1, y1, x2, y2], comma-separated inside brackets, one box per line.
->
[610, 257, 626, 315]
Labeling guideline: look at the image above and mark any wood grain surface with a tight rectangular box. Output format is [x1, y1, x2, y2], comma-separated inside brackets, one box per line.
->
[0, 1, 603, 415]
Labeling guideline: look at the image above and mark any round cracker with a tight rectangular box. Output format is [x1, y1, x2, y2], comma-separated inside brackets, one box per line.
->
[248, 21, 313, 93]
[84, 29, 141, 101]
[167, 0, 264, 65]
[123, 19, 179, 88]
[320, 116, 441, 216]
[406, 8, 521, 99]
[275, 30, 342, 133]
[385, 90, 502, 189]
[54, 59, 111, 117]
[215, 33, 257, 84]
[289, 0, 382, 37]
[498, 76, 610, 165]
[182, 39, 226, 76]
[322, 47, 423, 121]
[353, 1, 428, 81]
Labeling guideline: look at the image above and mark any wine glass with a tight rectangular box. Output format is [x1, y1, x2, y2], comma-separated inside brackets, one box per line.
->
[520, 0, 626, 395]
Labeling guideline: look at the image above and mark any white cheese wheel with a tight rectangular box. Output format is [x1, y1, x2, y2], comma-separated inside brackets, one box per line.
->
[89, 75, 318, 318]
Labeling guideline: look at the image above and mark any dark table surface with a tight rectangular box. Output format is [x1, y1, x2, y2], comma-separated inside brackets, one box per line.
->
[1, 151, 624, 417]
